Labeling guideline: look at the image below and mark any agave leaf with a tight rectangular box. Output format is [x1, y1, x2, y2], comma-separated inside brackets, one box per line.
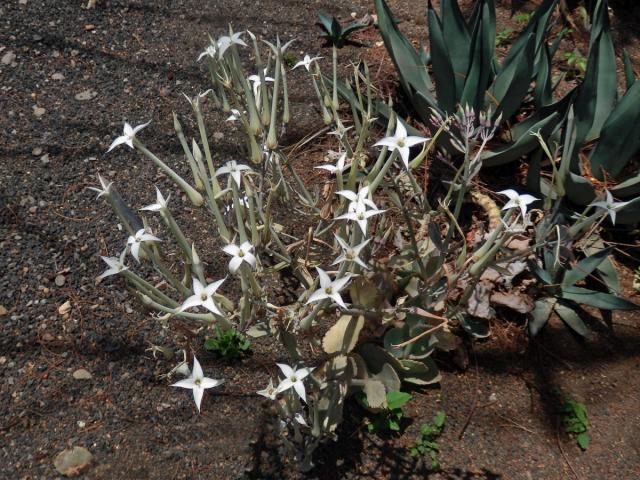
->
[561, 286, 639, 310]
[440, 0, 471, 97]
[573, 1, 617, 144]
[589, 81, 640, 179]
[611, 173, 640, 198]
[622, 48, 636, 90]
[489, 32, 535, 121]
[481, 111, 559, 166]
[554, 302, 589, 336]
[529, 297, 556, 336]
[460, 0, 495, 112]
[534, 43, 553, 107]
[582, 235, 619, 294]
[564, 172, 597, 206]
[501, 0, 557, 72]
[374, 0, 434, 110]
[561, 246, 612, 288]
[317, 12, 334, 34]
[615, 197, 640, 225]
[427, 0, 456, 114]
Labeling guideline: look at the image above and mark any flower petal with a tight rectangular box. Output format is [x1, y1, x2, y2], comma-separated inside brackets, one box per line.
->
[276, 363, 294, 379]
[200, 377, 224, 389]
[315, 267, 331, 288]
[229, 256, 243, 274]
[192, 386, 204, 412]
[292, 380, 307, 403]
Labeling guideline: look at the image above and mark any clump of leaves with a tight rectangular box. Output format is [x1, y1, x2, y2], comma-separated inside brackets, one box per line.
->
[282, 51, 297, 68]
[204, 327, 250, 361]
[365, 391, 412, 434]
[561, 399, 589, 450]
[563, 49, 587, 79]
[410, 411, 446, 469]
[317, 12, 368, 47]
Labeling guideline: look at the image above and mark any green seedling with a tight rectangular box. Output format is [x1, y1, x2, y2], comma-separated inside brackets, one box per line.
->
[561, 399, 589, 450]
[410, 411, 445, 469]
[495, 27, 514, 47]
[204, 327, 251, 361]
[365, 391, 412, 434]
[563, 49, 587, 79]
[513, 12, 532, 23]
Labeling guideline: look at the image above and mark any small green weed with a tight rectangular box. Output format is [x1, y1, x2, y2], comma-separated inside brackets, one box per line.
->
[366, 391, 412, 434]
[410, 411, 446, 469]
[561, 400, 589, 450]
[282, 51, 297, 68]
[495, 27, 514, 47]
[204, 327, 250, 361]
[513, 12, 532, 23]
[563, 49, 587, 79]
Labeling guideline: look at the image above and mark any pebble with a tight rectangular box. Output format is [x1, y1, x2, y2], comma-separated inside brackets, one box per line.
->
[1, 51, 16, 65]
[55, 274, 66, 286]
[75, 89, 97, 101]
[72, 368, 92, 380]
[51, 73, 65, 81]
[33, 106, 46, 117]
[54, 446, 92, 476]
[0, 305, 7, 316]
[32, 147, 43, 156]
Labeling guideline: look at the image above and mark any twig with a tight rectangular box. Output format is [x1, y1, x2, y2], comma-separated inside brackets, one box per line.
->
[495, 413, 537, 435]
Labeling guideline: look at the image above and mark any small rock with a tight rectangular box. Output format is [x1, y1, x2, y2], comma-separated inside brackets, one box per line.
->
[41, 333, 55, 342]
[84, 24, 95, 31]
[18, 0, 27, 5]
[58, 300, 71, 315]
[75, 90, 97, 101]
[0, 305, 7, 316]
[33, 106, 46, 117]
[55, 274, 66, 286]
[72, 368, 92, 380]
[32, 147, 43, 156]
[51, 73, 65, 81]
[1, 51, 16, 65]
[54, 446, 92, 477]
[40, 154, 50, 164]
[213, 131, 224, 140]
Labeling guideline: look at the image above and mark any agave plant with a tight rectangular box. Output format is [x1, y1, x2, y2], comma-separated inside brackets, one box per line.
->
[374, 0, 570, 166]
[530, 0, 640, 223]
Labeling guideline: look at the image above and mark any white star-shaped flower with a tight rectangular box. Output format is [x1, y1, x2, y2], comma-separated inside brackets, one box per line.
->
[332, 236, 370, 270]
[182, 90, 212, 109]
[107, 121, 150, 152]
[180, 277, 225, 316]
[306, 267, 352, 309]
[215, 160, 252, 188]
[97, 250, 128, 281]
[127, 228, 161, 262]
[293, 54, 323, 71]
[88, 174, 113, 199]
[247, 69, 274, 102]
[275, 363, 314, 403]
[590, 189, 630, 225]
[373, 121, 428, 169]
[315, 153, 350, 175]
[336, 202, 385, 235]
[171, 356, 224, 413]
[222, 241, 257, 274]
[216, 32, 247, 59]
[197, 44, 217, 62]
[256, 378, 277, 400]
[336, 185, 378, 211]
[140, 186, 170, 212]
[498, 189, 538, 218]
